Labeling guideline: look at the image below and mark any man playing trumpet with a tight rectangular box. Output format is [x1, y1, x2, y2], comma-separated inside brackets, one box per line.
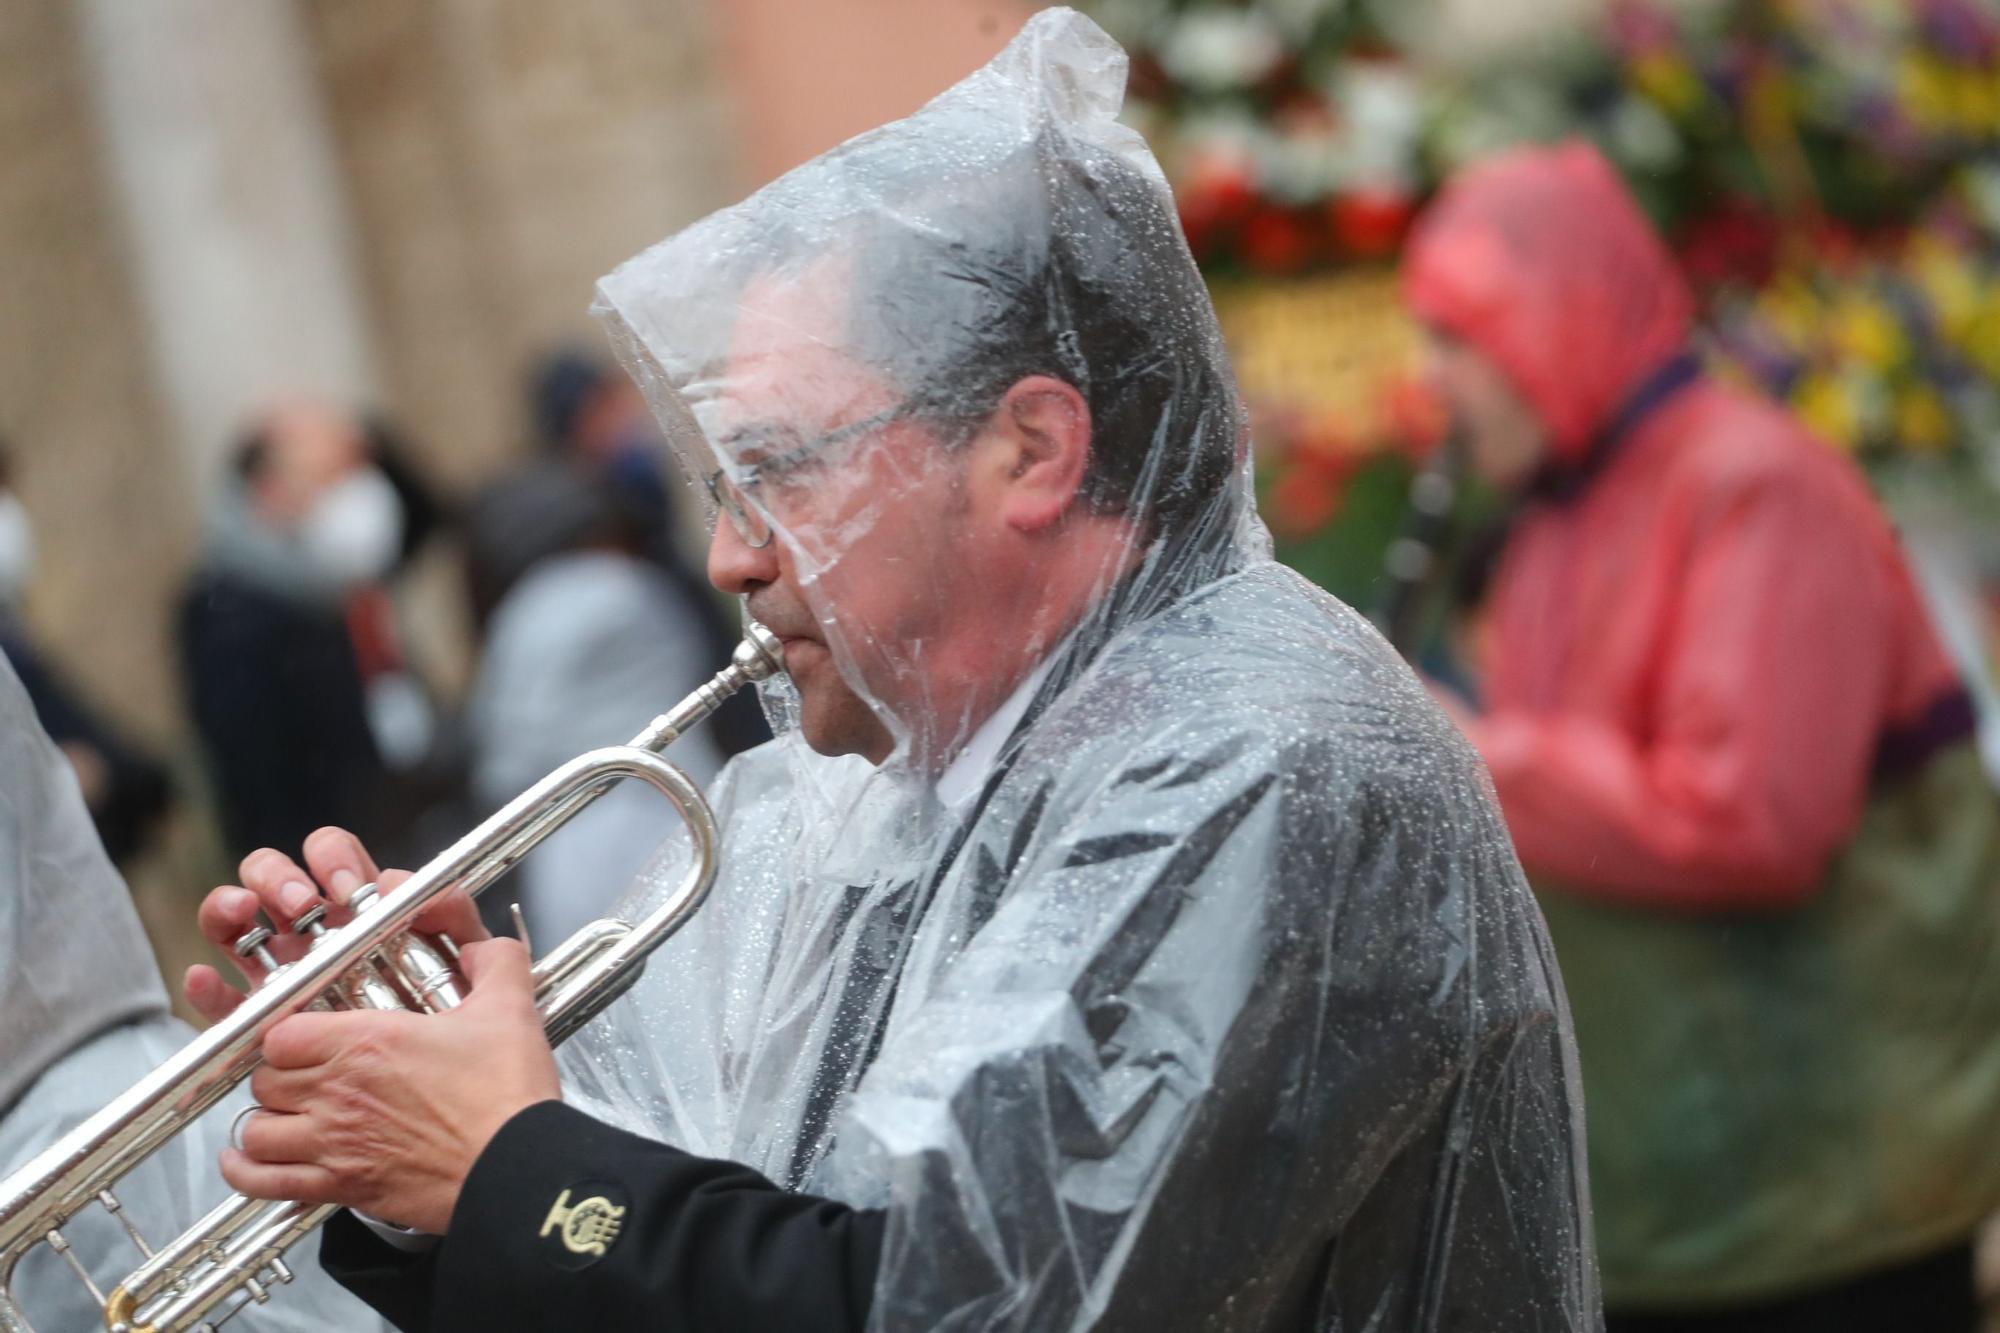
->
[186, 11, 1597, 1330]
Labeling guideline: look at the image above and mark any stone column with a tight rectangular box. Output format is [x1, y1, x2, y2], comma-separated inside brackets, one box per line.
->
[75, 0, 379, 478]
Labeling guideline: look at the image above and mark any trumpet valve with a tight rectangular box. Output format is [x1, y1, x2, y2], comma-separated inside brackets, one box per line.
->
[232, 924, 279, 975]
[289, 902, 329, 938]
[388, 934, 466, 1011]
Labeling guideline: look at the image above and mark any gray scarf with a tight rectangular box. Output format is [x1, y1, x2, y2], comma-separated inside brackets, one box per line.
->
[198, 480, 345, 610]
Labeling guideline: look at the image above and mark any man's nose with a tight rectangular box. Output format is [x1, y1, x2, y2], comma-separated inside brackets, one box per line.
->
[706, 516, 779, 596]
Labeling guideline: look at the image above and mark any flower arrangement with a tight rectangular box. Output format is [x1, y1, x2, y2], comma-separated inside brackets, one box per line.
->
[1098, 0, 1430, 275]
[1102, 0, 2000, 576]
[1714, 220, 2000, 489]
[1201, 267, 1447, 603]
[1428, 0, 2000, 486]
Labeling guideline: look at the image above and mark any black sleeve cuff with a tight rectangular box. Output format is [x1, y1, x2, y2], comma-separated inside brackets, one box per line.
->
[421, 1100, 885, 1333]
[320, 1207, 444, 1333]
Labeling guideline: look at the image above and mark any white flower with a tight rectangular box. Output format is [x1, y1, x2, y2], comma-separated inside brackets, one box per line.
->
[1263, 123, 1348, 202]
[1334, 60, 1425, 187]
[1158, 10, 1288, 93]
[1608, 94, 1683, 172]
[1176, 105, 1267, 160]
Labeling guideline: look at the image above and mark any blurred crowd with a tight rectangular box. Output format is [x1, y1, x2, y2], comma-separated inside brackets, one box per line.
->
[0, 348, 769, 951]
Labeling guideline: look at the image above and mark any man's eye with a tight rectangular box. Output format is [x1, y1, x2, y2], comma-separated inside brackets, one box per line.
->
[734, 433, 811, 474]
[755, 444, 832, 483]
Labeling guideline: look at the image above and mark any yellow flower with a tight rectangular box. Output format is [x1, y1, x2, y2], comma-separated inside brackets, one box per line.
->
[1894, 385, 1955, 453]
[1911, 237, 1981, 343]
[1795, 371, 1863, 449]
[1831, 295, 1908, 370]
[1898, 53, 1956, 132]
[1760, 276, 1823, 348]
[1949, 64, 2000, 134]
[1630, 52, 1705, 117]
[1967, 301, 2000, 380]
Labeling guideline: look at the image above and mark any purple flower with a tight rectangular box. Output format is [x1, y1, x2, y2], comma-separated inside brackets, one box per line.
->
[1918, 0, 2000, 64]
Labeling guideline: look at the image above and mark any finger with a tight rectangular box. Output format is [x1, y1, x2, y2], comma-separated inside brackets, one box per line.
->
[238, 1109, 320, 1165]
[196, 885, 304, 982]
[238, 847, 325, 934]
[184, 964, 246, 1025]
[300, 826, 382, 909]
[406, 872, 491, 949]
[248, 1062, 319, 1113]
[262, 1010, 377, 1071]
[220, 1148, 342, 1205]
[197, 885, 262, 954]
[458, 937, 534, 1006]
[370, 864, 492, 949]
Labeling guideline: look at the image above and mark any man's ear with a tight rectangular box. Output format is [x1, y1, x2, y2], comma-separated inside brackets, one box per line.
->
[991, 375, 1091, 533]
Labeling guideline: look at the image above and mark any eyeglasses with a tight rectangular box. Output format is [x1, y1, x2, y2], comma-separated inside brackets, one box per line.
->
[701, 402, 916, 550]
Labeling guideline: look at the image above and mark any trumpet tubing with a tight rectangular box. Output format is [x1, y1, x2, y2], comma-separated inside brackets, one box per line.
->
[0, 627, 783, 1333]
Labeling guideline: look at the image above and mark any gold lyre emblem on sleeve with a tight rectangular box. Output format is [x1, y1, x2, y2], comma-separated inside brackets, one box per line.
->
[540, 1189, 626, 1257]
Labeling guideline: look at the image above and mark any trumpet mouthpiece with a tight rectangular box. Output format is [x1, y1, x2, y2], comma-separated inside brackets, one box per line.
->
[736, 623, 786, 683]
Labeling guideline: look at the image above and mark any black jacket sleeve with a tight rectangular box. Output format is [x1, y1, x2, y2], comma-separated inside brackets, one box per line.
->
[321, 1100, 886, 1333]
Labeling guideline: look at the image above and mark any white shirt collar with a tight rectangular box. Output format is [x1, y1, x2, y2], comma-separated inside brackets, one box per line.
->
[934, 653, 1057, 811]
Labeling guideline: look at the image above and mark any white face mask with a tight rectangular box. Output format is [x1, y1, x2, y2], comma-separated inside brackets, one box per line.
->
[299, 468, 405, 586]
[0, 493, 36, 605]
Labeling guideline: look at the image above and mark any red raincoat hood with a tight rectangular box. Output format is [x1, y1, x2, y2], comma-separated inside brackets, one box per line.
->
[1402, 141, 1695, 460]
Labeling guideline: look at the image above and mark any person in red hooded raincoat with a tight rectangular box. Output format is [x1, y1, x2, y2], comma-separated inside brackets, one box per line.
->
[1402, 141, 2000, 1332]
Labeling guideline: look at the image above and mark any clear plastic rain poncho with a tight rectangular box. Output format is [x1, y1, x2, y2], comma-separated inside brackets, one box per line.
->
[565, 10, 1597, 1329]
[0, 652, 385, 1333]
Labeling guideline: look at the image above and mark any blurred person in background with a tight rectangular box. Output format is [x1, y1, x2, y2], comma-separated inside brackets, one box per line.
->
[516, 347, 769, 758]
[0, 650, 383, 1332]
[531, 347, 675, 547]
[0, 437, 172, 866]
[1403, 141, 2000, 1331]
[364, 414, 453, 589]
[178, 401, 445, 868]
[458, 461, 724, 947]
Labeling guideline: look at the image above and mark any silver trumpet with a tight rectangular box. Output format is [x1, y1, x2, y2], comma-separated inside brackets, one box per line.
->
[0, 627, 785, 1333]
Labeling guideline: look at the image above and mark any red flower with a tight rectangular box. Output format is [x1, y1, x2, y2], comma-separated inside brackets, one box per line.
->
[1675, 201, 1781, 294]
[1384, 374, 1449, 458]
[1264, 428, 1368, 538]
[1177, 153, 1258, 262]
[1329, 189, 1417, 261]
[1808, 219, 1871, 277]
[1266, 465, 1345, 538]
[1241, 206, 1320, 274]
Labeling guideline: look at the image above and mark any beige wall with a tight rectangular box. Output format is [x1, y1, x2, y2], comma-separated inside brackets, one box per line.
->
[718, 0, 1038, 187]
[303, 0, 1043, 489]
[0, 2, 215, 1009]
[0, 1, 190, 735]
[79, 0, 382, 486]
[303, 0, 740, 492]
